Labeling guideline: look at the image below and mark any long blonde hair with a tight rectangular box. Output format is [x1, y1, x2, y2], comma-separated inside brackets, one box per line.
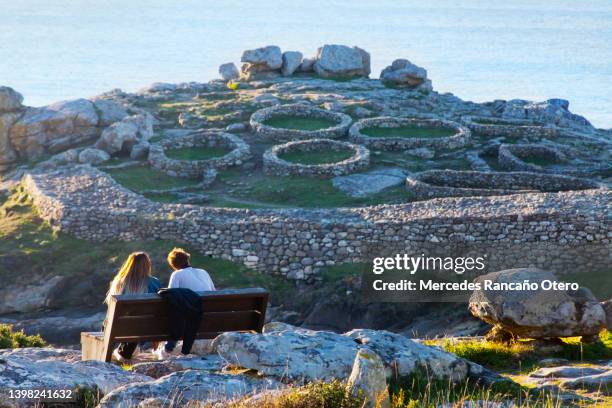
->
[105, 252, 152, 304]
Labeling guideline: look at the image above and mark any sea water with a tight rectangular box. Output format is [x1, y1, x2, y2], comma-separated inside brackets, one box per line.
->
[0, 0, 610, 127]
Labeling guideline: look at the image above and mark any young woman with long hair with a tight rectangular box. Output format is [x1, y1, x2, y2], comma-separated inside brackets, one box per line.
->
[105, 251, 161, 361]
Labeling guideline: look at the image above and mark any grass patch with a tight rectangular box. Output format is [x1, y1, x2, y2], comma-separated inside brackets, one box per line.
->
[105, 165, 200, 192]
[263, 115, 339, 131]
[517, 154, 558, 167]
[0, 187, 291, 305]
[279, 149, 354, 165]
[166, 146, 230, 161]
[319, 263, 366, 284]
[0, 324, 46, 348]
[362, 125, 456, 139]
[428, 330, 612, 374]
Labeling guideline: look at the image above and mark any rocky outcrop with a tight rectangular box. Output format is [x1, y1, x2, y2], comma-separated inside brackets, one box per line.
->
[219, 62, 240, 81]
[0, 275, 65, 314]
[0, 86, 24, 112]
[0, 87, 24, 168]
[212, 323, 469, 383]
[281, 51, 303, 76]
[0, 348, 151, 407]
[78, 147, 110, 164]
[380, 59, 431, 91]
[469, 268, 607, 339]
[314, 44, 371, 79]
[98, 370, 283, 408]
[240, 45, 283, 80]
[332, 168, 407, 197]
[502, 98, 592, 130]
[94, 113, 153, 155]
[346, 348, 389, 408]
[92, 98, 128, 127]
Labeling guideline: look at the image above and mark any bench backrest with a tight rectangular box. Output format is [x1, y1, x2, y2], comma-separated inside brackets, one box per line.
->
[101, 287, 269, 361]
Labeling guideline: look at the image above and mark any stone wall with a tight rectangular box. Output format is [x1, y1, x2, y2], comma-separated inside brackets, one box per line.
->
[405, 170, 604, 200]
[22, 165, 611, 281]
[498, 143, 566, 172]
[348, 117, 470, 150]
[262, 139, 370, 178]
[461, 115, 560, 139]
[250, 104, 352, 141]
[148, 130, 250, 179]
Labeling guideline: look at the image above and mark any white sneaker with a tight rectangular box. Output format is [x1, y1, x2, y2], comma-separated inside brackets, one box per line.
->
[153, 346, 169, 361]
[113, 349, 127, 363]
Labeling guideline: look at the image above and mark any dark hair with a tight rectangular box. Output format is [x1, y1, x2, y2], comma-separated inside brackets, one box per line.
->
[167, 247, 191, 270]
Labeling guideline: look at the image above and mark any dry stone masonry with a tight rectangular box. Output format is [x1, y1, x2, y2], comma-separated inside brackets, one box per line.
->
[148, 130, 251, 179]
[405, 170, 603, 200]
[349, 117, 470, 150]
[462, 115, 560, 139]
[498, 143, 567, 172]
[250, 103, 352, 142]
[263, 139, 370, 178]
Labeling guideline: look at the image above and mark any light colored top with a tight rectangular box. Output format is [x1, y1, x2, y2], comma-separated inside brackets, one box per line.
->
[168, 266, 215, 292]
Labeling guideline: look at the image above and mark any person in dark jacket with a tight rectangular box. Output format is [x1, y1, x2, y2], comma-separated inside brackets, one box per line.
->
[157, 288, 203, 355]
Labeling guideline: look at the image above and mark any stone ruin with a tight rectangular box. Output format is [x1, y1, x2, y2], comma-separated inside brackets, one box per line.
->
[263, 139, 370, 178]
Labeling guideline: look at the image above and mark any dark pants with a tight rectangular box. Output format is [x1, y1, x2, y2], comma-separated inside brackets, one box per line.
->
[117, 342, 138, 359]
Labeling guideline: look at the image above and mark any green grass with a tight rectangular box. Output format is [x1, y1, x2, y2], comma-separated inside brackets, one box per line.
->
[0, 324, 46, 348]
[105, 165, 200, 192]
[518, 154, 558, 167]
[362, 125, 456, 139]
[263, 115, 339, 131]
[0, 187, 291, 300]
[166, 146, 230, 161]
[428, 330, 612, 374]
[279, 149, 354, 165]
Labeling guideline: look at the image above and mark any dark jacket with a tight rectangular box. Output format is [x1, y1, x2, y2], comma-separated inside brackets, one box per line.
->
[157, 288, 202, 354]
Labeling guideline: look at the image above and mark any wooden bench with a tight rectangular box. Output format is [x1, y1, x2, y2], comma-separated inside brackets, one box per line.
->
[81, 287, 269, 362]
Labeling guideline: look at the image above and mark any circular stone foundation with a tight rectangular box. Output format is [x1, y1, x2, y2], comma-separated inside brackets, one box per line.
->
[498, 143, 566, 172]
[461, 115, 560, 139]
[148, 130, 251, 179]
[263, 138, 370, 178]
[348, 117, 470, 151]
[250, 104, 352, 141]
[406, 170, 602, 200]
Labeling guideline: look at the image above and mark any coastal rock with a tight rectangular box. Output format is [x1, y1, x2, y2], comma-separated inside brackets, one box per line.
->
[281, 51, 303, 76]
[380, 59, 429, 89]
[9, 99, 100, 159]
[212, 328, 359, 382]
[345, 329, 469, 381]
[313, 44, 371, 79]
[130, 141, 150, 160]
[346, 348, 390, 408]
[0, 275, 65, 314]
[98, 370, 282, 408]
[560, 371, 612, 394]
[78, 147, 110, 164]
[0, 112, 20, 166]
[92, 99, 128, 126]
[94, 113, 153, 155]
[0, 312, 105, 344]
[219, 62, 240, 81]
[469, 268, 606, 339]
[0, 351, 151, 407]
[240, 46, 283, 80]
[332, 168, 407, 198]
[298, 57, 316, 72]
[130, 354, 224, 379]
[502, 98, 592, 130]
[0, 86, 24, 112]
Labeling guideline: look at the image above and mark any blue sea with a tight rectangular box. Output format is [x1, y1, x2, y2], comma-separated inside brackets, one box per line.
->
[1, 0, 610, 128]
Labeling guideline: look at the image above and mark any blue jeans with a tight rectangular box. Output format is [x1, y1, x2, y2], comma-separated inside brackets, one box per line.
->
[165, 340, 177, 352]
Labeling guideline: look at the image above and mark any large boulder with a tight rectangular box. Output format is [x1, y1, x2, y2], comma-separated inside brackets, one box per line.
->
[9, 99, 100, 159]
[94, 113, 153, 155]
[332, 168, 407, 198]
[469, 268, 606, 339]
[219, 62, 240, 81]
[212, 323, 469, 383]
[0, 348, 151, 407]
[0, 86, 24, 112]
[92, 99, 128, 126]
[281, 51, 303, 76]
[345, 329, 469, 381]
[240, 46, 282, 80]
[0, 112, 20, 168]
[0, 275, 65, 314]
[380, 59, 431, 91]
[502, 98, 592, 130]
[346, 348, 389, 408]
[78, 147, 110, 164]
[313, 44, 371, 79]
[98, 370, 282, 408]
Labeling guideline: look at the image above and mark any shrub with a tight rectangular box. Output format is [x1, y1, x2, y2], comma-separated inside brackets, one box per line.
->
[0, 324, 46, 348]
